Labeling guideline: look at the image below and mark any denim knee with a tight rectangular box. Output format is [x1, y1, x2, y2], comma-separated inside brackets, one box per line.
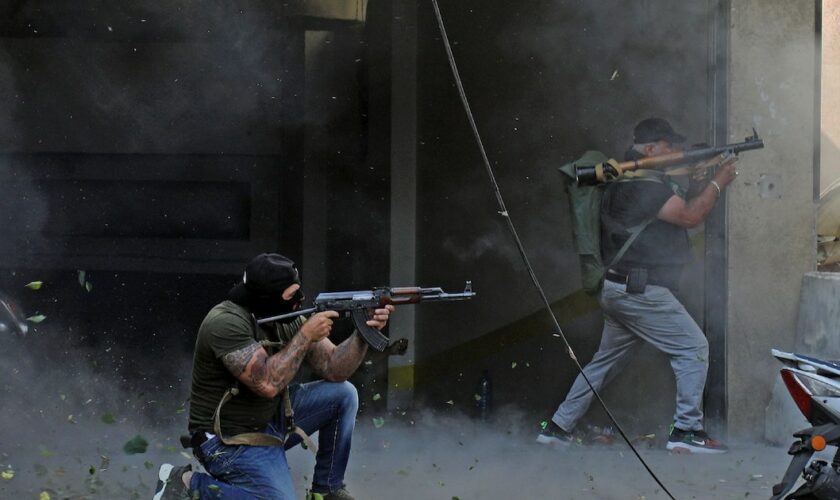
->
[690, 336, 710, 363]
[334, 381, 359, 415]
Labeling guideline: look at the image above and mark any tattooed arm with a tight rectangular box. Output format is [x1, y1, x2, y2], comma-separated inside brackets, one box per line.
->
[221, 311, 339, 399]
[307, 305, 394, 382]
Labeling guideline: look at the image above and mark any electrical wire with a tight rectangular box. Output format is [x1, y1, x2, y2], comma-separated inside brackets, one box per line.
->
[429, 1, 677, 498]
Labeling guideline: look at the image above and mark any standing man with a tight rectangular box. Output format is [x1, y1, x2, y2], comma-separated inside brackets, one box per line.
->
[154, 253, 394, 499]
[538, 118, 737, 454]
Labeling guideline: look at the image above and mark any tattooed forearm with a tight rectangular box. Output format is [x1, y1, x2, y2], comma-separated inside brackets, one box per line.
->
[309, 331, 368, 381]
[223, 335, 314, 398]
[222, 343, 261, 376]
[263, 333, 312, 391]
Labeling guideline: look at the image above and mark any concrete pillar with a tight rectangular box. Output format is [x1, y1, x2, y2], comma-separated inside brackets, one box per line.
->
[387, 0, 418, 410]
[822, 0, 840, 192]
[728, 0, 818, 439]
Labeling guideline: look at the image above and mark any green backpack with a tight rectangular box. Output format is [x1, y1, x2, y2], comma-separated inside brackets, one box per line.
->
[559, 151, 655, 294]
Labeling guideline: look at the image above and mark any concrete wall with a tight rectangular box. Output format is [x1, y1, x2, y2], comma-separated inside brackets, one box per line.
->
[727, 0, 818, 438]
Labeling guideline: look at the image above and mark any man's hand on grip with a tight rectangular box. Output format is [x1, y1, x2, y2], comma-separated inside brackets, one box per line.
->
[714, 156, 739, 188]
[300, 311, 339, 342]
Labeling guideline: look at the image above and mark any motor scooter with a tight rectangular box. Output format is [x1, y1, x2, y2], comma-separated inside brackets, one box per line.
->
[771, 349, 840, 499]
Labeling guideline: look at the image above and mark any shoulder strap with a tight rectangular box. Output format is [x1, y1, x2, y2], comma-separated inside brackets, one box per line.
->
[606, 216, 656, 269]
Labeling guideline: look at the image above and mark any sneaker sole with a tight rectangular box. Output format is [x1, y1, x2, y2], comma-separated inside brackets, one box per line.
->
[153, 463, 174, 500]
[536, 434, 571, 446]
[666, 441, 727, 454]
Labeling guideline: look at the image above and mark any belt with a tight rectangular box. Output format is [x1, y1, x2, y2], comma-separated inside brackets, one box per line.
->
[605, 269, 676, 289]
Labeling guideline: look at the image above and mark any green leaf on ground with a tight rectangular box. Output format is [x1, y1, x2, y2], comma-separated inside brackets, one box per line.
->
[372, 393, 381, 401]
[372, 417, 385, 428]
[101, 413, 116, 424]
[1, 469, 14, 480]
[27, 314, 47, 323]
[25, 281, 43, 290]
[123, 435, 148, 455]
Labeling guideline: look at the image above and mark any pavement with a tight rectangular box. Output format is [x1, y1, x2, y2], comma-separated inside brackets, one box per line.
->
[0, 411, 802, 500]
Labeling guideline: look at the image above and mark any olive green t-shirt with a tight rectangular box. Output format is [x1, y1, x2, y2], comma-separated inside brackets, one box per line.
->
[188, 300, 304, 436]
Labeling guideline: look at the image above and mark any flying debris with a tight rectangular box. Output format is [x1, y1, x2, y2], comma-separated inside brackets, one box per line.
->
[0, 291, 29, 336]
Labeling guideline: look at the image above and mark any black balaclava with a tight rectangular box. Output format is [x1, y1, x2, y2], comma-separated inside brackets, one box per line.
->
[228, 253, 304, 321]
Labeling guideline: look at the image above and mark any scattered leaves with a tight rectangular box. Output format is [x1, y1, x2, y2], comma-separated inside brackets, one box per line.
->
[40, 447, 55, 458]
[372, 393, 381, 401]
[88, 466, 96, 475]
[123, 435, 149, 455]
[25, 281, 43, 290]
[101, 413, 116, 424]
[372, 417, 385, 428]
[144, 461, 154, 470]
[78, 270, 93, 292]
[27, 314, 47, 323]
[1, 469, 14, 480]
[511, 362, 517, 369]
[39, 492, 51, 500]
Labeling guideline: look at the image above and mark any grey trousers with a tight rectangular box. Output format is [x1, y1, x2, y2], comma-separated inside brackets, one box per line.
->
[552, 279, 709, 432]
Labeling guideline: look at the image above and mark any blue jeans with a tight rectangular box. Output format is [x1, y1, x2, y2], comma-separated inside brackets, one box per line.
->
[553, 280, 710, 432]
[188, 380, 359, 499]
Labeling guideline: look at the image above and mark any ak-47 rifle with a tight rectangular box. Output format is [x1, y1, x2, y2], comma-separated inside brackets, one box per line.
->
[257, 282, 476, 352]
[574, 130, 765, 185]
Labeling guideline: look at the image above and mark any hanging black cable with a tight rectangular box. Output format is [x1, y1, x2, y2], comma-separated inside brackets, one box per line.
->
[429, 1, 677, 498]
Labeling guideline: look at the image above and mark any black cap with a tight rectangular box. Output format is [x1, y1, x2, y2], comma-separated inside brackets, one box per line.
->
[228, 253, 300, 305]
[633, 118, 686, 144]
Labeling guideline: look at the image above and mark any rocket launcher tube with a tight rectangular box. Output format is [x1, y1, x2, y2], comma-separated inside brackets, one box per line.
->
[575, 130, 765, 185]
